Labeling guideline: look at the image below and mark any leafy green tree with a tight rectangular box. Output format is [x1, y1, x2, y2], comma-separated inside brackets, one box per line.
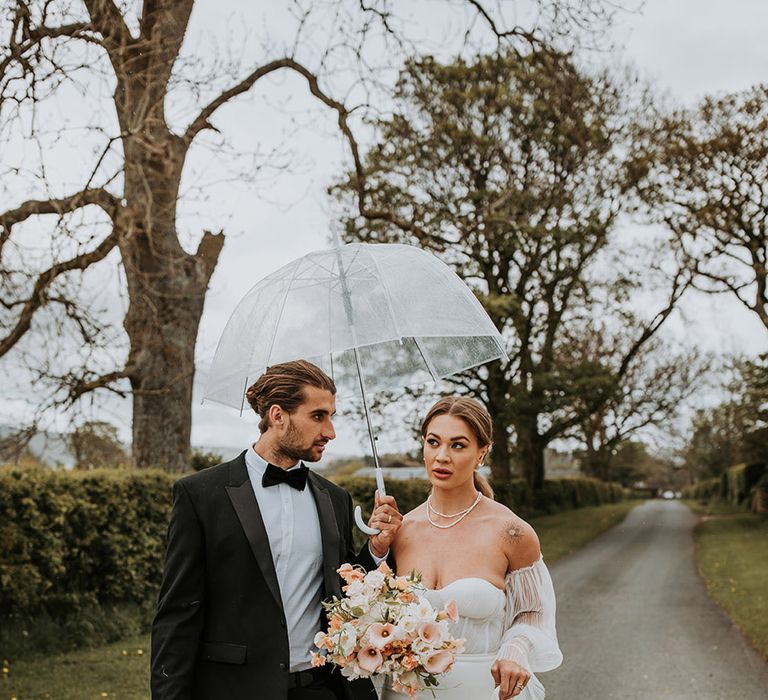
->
[333, 49, 683, 490]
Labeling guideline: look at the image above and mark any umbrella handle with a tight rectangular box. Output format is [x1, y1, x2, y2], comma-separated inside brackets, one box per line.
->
[354, 505, 380, 535]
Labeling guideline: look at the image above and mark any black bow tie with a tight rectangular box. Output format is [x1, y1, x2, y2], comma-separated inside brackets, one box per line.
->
[262, 462, 309, 491]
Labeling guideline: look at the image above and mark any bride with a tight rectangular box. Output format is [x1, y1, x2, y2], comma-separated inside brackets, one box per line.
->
[375, 397, 562, 700]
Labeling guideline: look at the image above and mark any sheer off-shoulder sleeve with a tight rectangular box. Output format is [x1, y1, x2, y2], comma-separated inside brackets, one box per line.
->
[497, 556, 562, 679]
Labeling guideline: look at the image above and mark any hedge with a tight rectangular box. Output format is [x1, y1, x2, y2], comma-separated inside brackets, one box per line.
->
[0, 465, 174, 620]
[681, 477, 721, 502]
[2, 466, 623, 621]
[682, 463, 767, 508]
[337, 475, 624, 523]
[724, 463, 767, 506]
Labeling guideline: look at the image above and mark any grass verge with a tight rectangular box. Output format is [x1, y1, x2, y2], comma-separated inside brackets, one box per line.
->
[3, 500, 639, 699]
[693, 510, 768, 660]
[2, 635, 149, 700]
[682, 499, 746, 517]
[531, 499, 640, 563]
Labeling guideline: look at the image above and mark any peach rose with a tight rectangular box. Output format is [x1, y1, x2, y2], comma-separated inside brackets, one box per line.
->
[391, 576, 410, 591]
[423, 649, 453, 675]
[416, 621, 444, 645]
[337, 563, 366, 583]
[329, 615, 343, 632]
[356, 645, 384, 673]
[311, 652, 327, 667]
[398, 591, 417, 603]
[376, 560, 392, 575]
[313, 631, 334, 651]
[401, 653, 419, 671]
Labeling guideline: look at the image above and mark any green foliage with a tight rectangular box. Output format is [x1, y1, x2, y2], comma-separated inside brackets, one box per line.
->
[334, 475, 623, 523]
[695, 513, 768, 660]
[0, 600, 155, 659]
[190, 448, 223, 471]
[334, 477, 431, 522]
[489, 478, 531, 512]
[0, 465, 174, 621]
[682, 464, 767, 509]
[332, 47, 644, 488]
[725, 463, 768, 506]
[530, 477, 624, 515]
[681, 477, 722, 502]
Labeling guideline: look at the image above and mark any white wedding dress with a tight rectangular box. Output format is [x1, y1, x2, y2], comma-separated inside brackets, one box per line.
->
[379, 557, 562, 700]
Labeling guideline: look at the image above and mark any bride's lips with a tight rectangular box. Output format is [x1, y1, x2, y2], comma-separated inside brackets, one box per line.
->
[431, 467, 453, 479]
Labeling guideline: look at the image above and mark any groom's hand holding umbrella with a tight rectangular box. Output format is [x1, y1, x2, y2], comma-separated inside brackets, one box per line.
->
[368, 490, 403, 558]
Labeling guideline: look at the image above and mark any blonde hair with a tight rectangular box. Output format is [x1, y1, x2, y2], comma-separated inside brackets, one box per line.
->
[420, 396, 494, 499]
[246, 360, 336, 432]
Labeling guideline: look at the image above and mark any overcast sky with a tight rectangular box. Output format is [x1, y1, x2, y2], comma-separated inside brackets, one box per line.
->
[4, 0, 768, 461]
[188, 0, 768, 458]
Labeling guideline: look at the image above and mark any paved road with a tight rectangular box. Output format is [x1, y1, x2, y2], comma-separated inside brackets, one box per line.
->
[542, 500, 768, 700]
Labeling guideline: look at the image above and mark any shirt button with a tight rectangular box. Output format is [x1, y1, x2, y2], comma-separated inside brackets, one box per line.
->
[280, 617, 287, 627]
[279, 662, 287, 670]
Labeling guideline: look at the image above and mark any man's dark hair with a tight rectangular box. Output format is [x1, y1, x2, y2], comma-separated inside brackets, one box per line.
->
[245, 360, 336, 432]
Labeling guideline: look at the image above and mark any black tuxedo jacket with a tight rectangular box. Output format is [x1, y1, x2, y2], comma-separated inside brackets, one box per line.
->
[150, 452, 379, 700]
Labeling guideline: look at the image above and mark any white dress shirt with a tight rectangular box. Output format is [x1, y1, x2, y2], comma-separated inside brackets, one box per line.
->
[244, 445, 388, 672]
[245, 447, 324, 671]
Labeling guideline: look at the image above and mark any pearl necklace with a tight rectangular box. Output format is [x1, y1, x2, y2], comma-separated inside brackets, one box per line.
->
[426, 491, 482, 529]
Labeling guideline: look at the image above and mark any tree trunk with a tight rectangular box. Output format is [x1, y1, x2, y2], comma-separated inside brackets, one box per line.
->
[489, 415, 512, 483]
[515, 416, 546, 492]
[126, 282, 206, 471]
[114, 59, 223, 470]
[485, 363, 512, 482]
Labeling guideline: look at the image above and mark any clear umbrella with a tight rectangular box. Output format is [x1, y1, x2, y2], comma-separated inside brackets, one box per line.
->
[204, 242, 506, 533]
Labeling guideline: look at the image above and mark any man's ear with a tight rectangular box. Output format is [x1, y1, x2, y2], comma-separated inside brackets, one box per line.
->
[268, 404, 285, 429]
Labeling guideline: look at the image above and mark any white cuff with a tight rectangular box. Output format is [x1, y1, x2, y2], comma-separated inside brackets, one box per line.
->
[368, 543, 389, 565]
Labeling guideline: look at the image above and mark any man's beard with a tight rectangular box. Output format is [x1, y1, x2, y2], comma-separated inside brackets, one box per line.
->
[275, 420, 324, 463]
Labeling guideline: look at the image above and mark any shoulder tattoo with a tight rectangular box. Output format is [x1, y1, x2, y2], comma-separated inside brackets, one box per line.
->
[503, 520, 525, 544]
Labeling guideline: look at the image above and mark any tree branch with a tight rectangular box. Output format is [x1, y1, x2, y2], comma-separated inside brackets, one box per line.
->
[0, 231, 119, 358]
[66, 368, 132, 403]
[465, 0, 538, 42]
[81, 0, 133, 49]
[184, 57, 427, 239]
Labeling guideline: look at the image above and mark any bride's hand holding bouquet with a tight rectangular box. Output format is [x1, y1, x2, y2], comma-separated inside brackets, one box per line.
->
[312, 561, 464, 698]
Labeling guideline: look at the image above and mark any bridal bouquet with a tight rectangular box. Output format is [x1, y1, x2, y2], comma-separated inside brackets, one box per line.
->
[312, 561, 465, 698]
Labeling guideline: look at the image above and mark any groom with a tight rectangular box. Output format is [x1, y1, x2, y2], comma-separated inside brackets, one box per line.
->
[151, 360, 402, 700]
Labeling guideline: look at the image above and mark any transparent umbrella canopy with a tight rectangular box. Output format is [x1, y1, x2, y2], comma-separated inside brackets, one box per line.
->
[204, 242, 507, 533]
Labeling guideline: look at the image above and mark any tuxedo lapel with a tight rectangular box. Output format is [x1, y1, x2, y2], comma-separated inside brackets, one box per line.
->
[225, 454, 284, 613]
[308, 471, 342, 600]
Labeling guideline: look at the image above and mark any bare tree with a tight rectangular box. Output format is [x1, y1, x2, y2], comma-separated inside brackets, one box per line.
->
[567, 326, 706, 481]
[629, 85, 768, 333]
[0, 0, 630, 471]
